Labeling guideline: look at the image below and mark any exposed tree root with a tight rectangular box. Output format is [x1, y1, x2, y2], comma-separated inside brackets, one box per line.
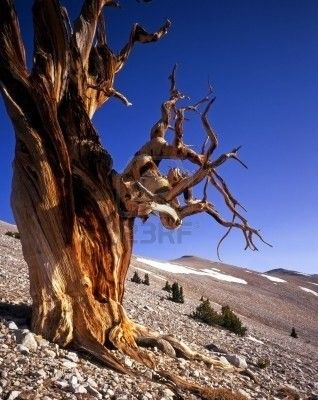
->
[136, 336, 176, 357]
[73, 320, 245, 400]
[135, 324, 234, 370]
[162, 334, 234, 370]
[74, 333, 129, 375]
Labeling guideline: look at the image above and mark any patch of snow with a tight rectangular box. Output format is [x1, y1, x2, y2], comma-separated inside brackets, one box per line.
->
[201, 269, 247, 284]
[309, 282, 318, 286]
[299, 287, 318, 297]
[136, 257, 247, 284]
[245, 270, 253, 273]
[136, 257, 205, 275]
[260, 274, 286, 283]
[246, 335, 264, 345]
[211, 267, 221, 272]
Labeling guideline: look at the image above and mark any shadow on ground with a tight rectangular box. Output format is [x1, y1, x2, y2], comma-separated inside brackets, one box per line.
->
[0, 301, 31, 328]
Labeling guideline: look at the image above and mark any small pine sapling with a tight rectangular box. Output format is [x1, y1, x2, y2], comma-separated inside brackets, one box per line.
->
[143, 273, 150, 286]
[162, 281, 172, 292]
[290, 327, 298, 338]
[131, 271, 142, 284]
[221, 305, 247, 336]
[191, 299, 222, 325]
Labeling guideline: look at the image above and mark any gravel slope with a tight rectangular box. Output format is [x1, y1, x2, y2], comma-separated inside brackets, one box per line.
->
[0, 221, 317, 400]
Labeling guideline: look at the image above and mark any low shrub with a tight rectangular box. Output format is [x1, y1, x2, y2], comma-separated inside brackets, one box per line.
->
[162, 281, 172, 292]
[191, 300, 247, 336]
[290, 327, 298, 338]
[191, 299, 222, 326]
[257, 357, 271, 369]
[131, 271, 142, 284]
[5, 231, 20, 239]
[142, 273, 150, 286]
[170, 282, 184, 303]
[221, 305, 247, 336]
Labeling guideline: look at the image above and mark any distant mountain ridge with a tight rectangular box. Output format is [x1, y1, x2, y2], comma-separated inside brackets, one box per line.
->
[266, 267, 313, 277]
[173, 255, 315, 278]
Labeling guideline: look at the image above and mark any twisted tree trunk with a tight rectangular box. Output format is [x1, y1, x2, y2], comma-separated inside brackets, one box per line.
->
[8, 58, 138, 372]
[0, 0, 169, 370]
[1, 0, 268, 396]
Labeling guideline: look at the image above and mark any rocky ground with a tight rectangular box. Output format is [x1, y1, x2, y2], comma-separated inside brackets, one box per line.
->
[0, 221, 317, 400]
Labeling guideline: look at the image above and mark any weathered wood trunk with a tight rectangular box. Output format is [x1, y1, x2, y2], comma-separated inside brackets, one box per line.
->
[9, 89, 136, 358]
[0, 0, 173, 370]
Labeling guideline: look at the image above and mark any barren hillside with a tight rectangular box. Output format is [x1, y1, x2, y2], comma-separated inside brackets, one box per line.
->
[0, 221, 317, 400]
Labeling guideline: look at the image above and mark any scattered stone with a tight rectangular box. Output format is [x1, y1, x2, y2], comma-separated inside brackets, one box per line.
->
[61, 359, 77, 369]
[106, 388, 115, 396]
[36, 336, 49, 347]
[55, 380, 69, 389]
[144, 370, 153, 380]
[192, 370, 200, 378]
[43, 348, 56, 358]
[87, 384, 103, 399]
[65, 351, 79, 363]
[15, 331, 38, 352]
[238, 389, 251, 399]
[8, 321, 18, 330]
[225, 354, 248, 369]
[75, 384, 88, 393]
[37, 369, 47, 379]
[276, 384, 300, 400]
[86, 377, 98, 387]
[219, 356, 231, 366]
[69, 375, 78, 390]
[123, 356, 133, 367]
[16, 344, 30, 354]
[206, 343, 227, 354]
[162, 388, 175, 398]
[7, 391, 21, 400]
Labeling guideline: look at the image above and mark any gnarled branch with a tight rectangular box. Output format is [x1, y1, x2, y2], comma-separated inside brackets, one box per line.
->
[120, 68, 270, 253]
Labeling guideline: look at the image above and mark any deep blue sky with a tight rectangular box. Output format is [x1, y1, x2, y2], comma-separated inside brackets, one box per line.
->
[1, 1, 317, 273]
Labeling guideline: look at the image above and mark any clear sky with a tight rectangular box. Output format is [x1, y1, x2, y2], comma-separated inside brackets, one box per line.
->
[1, 1, 317, 274]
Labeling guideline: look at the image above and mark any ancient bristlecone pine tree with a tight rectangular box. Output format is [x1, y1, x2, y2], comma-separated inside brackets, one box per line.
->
[0, 0, 269, 395]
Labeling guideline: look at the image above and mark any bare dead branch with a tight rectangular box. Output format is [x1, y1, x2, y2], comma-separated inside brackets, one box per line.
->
[202, 177, 209, 202]
[212, 145, 248, 169]
[213, 171, 247, 212]
[184, 83, 213, 112]
[116, 20, 171, 72]
[73, 0, 119, 67]
[216, 214, 235, 261]
[150, 65, 184, 140]
[173, 108, 185, 147]
[177, 200, 269, 251]
[201, 97, 218, 160]
[165, 164, 211, 202]
[209, 173, 248, 224]
[169, 64, 177, 94]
